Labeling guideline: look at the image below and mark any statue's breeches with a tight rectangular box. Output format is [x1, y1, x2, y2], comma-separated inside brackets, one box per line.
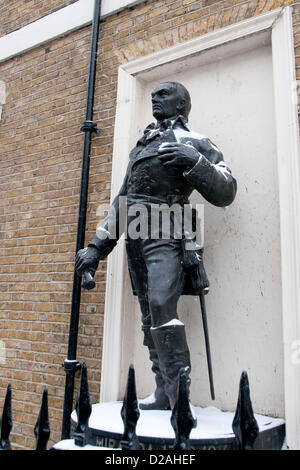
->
[126, 237, 185, 328]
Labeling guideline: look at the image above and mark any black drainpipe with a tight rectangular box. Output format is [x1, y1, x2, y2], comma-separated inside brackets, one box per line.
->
[61, 0, 102, 440]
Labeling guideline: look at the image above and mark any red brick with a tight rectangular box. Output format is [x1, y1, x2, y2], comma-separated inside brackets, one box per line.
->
[0, 0, 298, 450]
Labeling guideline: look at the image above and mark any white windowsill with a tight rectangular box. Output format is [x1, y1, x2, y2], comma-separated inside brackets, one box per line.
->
[0, 0, 144, 63]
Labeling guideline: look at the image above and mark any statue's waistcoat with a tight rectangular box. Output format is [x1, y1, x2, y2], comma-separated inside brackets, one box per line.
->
[127, 129, 193, 201]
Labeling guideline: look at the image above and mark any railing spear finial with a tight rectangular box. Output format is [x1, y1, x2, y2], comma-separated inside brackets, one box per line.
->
[171, 368, 195, 450]
[0, 384, 13, 450]
[121, 364, 141, 450]
[73, 362, 92, 447]
[34, 388, 50, 451]
[232, 371, 259, 450]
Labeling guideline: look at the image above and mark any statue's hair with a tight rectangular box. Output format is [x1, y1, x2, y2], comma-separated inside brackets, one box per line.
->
[162, 81, 192, 119]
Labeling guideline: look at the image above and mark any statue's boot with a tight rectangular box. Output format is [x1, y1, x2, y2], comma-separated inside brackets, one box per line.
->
[139, 325, 171, 410]
[151, 321, 197, 427]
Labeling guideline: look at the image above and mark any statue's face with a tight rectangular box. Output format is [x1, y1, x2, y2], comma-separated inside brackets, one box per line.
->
[151, 82, 183, 121]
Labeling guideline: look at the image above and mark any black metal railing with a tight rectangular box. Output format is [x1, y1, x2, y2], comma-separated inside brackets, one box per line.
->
[0, 385, 50, 451]
[0, 366, 259, 451]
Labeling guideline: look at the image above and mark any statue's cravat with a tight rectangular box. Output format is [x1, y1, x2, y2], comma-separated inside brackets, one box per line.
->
[137, 115, 189, 146]
[145, 119, 173, 142]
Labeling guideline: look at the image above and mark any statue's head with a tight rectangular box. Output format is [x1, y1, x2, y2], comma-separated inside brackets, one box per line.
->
[151, 81, 191, 122]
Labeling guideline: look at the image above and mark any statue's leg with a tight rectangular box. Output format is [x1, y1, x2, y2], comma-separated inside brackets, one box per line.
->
[126, 239, 170, 410]
[143, 239, 194, 412]
[151, 322, 191, 409]
[139, 303, 170, 410]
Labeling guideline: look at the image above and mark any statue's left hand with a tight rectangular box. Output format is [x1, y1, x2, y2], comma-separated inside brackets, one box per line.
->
[158, 142, 200, 171]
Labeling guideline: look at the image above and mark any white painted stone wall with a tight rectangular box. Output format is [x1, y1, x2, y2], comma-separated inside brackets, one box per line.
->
[118, 42, 284, 417]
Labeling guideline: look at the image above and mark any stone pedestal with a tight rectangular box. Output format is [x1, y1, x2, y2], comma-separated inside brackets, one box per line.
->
[68, 402, 285, 450]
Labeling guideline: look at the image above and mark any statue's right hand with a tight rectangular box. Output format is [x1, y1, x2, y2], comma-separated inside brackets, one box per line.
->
[75, 246, 100, 276]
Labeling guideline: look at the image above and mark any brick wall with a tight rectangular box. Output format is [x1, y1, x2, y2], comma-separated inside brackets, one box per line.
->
[0, 0, 78, 37]
[0, 25, 101, 449]
[0, 0, 299, 449]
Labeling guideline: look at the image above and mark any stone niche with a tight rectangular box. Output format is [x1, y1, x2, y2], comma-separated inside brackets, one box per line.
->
[120, 36, 284, 418]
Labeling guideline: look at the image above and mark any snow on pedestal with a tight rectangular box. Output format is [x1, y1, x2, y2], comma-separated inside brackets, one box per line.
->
[74, 402, 283, 440]
[60, 401, 285, 450]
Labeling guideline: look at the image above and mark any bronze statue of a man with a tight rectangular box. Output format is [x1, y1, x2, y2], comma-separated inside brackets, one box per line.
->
[75, 81, 237, 412]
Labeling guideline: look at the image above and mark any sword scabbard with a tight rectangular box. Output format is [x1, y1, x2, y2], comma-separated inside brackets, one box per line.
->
[199, 290, 215, 400]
